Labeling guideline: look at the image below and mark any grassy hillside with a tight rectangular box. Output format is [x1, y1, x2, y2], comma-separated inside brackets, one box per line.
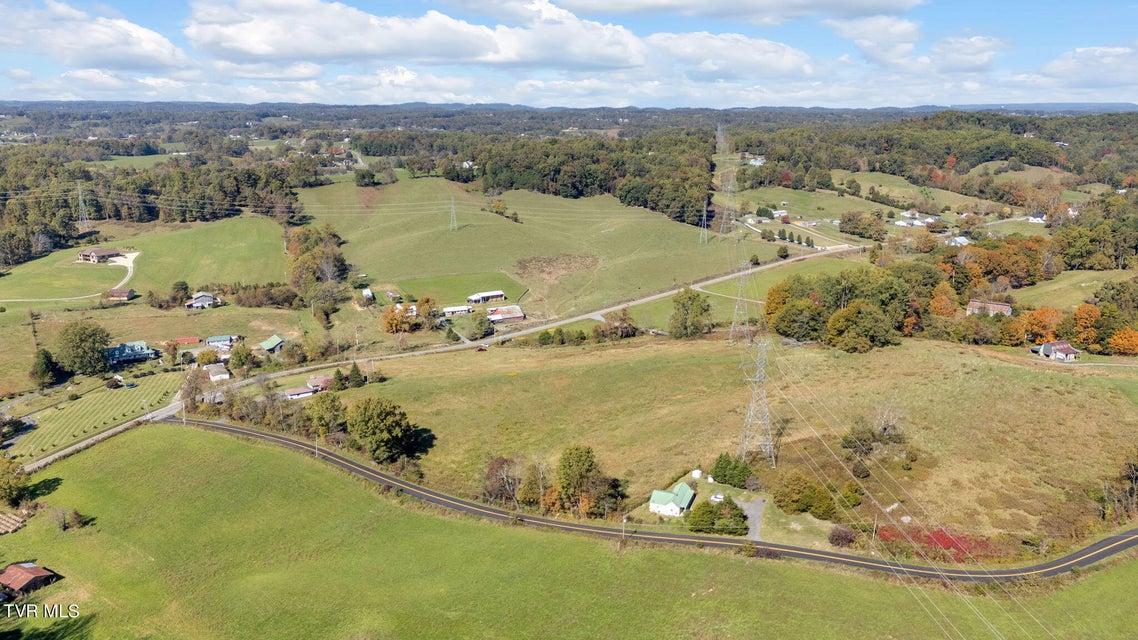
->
[969, 161, 1082, 186]
[770, 340, 1138, 535]
[124, 216, 288, 293]
[298, 179, 784, 318]
[326, 337, 1138, 539]
[0, 248, 125, 300]
[1012, 269, 1134, 311]
[4, 425, 1137, 639]
[833, 170, 997, 214]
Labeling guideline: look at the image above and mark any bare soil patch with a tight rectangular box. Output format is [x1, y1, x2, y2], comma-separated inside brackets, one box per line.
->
[515, 254, 600, 284]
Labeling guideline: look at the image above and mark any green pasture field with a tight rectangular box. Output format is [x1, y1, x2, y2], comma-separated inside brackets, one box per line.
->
[832, 170, 996, 213]
[1012, 269, 1134, 311]
[988, 218, 1053, 238]
[699, 256, 867, 301]
[5, 425, 1138, 639]
[621, 291, 735, 330]
[396, 272, 526, 307]
[734, 183, 902, 224]
[969, 161, 1081, 186]
[94, 154, 172, 169]
[0, 247, 125, 300]
[124, 216, 288, 293]
[298, 178, 781, 318]
[1063, 189, 1093, 204]
[6, 369, 182, 460]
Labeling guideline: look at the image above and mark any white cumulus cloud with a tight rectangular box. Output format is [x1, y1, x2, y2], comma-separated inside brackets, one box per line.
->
[0, 1, 191, 71]
[824, 15, 922, 68]
[930, 36, 1005, 73]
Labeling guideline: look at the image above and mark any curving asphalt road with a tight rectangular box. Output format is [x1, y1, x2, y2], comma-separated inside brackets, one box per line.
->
[168, 417, 1138, 584]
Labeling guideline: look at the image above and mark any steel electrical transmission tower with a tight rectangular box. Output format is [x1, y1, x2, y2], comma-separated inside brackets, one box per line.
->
[699, 208, 709, 244]
[76, 181, 90, 233]
[739, 338, 776, 468]
[727, 262, 753, 345]
[449, 196, 457, 232]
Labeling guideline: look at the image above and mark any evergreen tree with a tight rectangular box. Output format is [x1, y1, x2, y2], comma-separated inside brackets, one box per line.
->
[29, 348, 58, 389]
[348, 362, 365, 387]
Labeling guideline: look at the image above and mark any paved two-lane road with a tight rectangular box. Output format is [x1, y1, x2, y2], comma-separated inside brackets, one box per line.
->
[171, 417, 1138, 584]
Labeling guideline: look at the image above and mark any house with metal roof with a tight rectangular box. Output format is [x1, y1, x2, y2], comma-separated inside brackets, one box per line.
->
[259, 335, 285, 353]
[648, 482, 696, 517]
[185, 292, 220, 309]
[104, 341, 157, 366]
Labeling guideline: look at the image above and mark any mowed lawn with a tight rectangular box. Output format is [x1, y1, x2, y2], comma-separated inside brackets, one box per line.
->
[5, 425, 1137, 640]
[299, 179, 781, 318]
[124, 216, 288, 293]
[7, 370, 183, 460]
[0, 248, 125, 300]
[1012, 269, 1133, 311]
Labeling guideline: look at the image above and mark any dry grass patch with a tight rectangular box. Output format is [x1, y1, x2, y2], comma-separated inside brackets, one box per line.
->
[767, 341, 1138, 536]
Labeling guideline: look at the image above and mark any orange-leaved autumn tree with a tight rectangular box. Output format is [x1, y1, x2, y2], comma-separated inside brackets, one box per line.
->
[1073, 303, 1102, 347]
[764, 281, 790, 326]
[928, 281, 958, 317]
[1108, 327, 1138, 356]
[1021, 307, 1064, 344]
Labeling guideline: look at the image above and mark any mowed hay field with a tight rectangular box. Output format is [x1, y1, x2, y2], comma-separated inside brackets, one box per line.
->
[299, 179, 782, 318]
[123, 216, 288, 293]
[770, 340, 1138, 535]
[5, 425, 1138, 640]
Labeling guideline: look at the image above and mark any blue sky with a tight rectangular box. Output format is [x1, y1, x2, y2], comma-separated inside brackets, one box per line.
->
[1, 0, 1136, 107]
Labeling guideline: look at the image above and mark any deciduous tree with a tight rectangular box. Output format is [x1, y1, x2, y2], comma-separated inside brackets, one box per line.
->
[347, 398, 434, 464]
[55, 319, 111, 375]
[1109, 326, 1138, 355]
[668, 287, 712, 338]
[306, 391, 347, 435]
[0, 455, 27, 506]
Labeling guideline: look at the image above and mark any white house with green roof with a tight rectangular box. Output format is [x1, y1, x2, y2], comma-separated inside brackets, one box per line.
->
[649, 482, 696, 517]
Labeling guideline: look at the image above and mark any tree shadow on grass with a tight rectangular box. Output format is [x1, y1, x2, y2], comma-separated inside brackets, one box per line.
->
[403, 427, 437, 461]
[23, 478, 63, 501]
